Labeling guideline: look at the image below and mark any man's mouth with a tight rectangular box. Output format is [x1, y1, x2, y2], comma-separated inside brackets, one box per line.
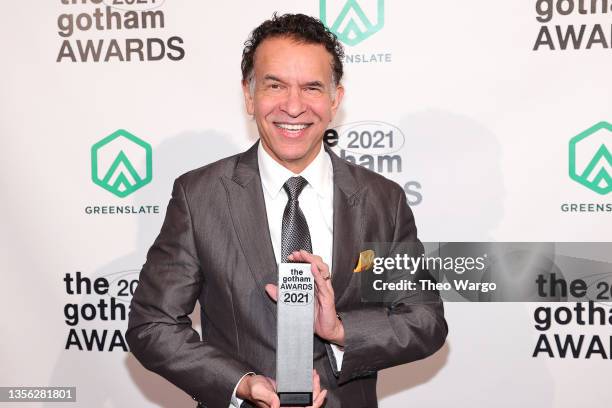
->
[274, 122, 312, 133]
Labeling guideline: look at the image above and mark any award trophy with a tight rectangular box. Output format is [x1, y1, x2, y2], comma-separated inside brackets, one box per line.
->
[276, 262, 315, 406]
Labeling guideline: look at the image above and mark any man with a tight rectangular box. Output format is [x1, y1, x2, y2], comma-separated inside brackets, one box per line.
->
[127, 13, 447, 408]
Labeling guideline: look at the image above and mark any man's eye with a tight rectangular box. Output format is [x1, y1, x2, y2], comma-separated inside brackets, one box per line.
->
[270, 84, 281, 89]
[305, 87, 322, 92]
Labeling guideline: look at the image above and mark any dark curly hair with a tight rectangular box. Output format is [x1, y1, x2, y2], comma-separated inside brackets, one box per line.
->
[241, 13, 344, 86]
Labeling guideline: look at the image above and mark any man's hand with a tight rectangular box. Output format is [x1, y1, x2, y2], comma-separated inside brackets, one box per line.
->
[237, 374, 279, 408]
[236, 369, 327, 408]
[265, 250, 345, 346]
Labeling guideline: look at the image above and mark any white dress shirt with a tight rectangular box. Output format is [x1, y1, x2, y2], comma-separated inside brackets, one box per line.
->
[230, 142, 344, 407]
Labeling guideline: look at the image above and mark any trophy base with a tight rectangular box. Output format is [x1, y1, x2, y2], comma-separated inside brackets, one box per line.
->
[278, 392, 312, 406]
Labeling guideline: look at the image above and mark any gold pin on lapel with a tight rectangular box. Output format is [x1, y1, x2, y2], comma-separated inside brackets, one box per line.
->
[353, 249, 375, 273]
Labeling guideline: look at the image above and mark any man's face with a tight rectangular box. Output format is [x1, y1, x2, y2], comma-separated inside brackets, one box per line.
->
[242, 36, 344, 173]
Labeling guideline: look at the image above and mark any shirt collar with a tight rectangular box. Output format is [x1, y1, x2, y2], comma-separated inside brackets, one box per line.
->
[258, 141, 332, 199]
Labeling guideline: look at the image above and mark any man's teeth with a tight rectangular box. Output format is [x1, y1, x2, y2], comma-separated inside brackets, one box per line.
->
[276, 123, 309, 131]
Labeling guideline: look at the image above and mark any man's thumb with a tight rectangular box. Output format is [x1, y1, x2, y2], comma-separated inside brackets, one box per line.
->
[265, 284, 278, 302]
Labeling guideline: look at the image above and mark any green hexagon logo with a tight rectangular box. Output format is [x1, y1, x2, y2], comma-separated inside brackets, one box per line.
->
[320, 0, 385, 46]
[91, 129, 152, 198]
[569, 121, 612, 195]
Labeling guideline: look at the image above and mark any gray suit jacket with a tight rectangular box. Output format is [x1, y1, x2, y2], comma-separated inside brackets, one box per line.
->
[126, 142, 447, 408]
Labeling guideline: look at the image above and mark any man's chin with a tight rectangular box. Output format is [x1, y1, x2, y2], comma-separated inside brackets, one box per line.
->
[262, 139, 321, 168]
[274, 149, 319, 168]
[279, 152, 310, 163]
[274, 144, 311, 159]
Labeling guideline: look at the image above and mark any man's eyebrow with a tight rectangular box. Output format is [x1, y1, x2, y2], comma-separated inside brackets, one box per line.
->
[262, 75, 325, 88]
[303, 81, 324, 88]
[263, 74, 283, 82]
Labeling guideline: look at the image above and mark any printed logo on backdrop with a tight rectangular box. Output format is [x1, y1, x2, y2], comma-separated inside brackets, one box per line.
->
[56, 0, 185, 62]
[324, 121, 423, 205]
[87, 129, 160, 215]
[561, 121, 612, 213]
[533, 0, 612, 50]
[569, 121, 612, 195]
[320, 0, 392, 64]
[91, 129, 152, 198]
[321, 0, 384, 46]
[63, 270, 139, 351]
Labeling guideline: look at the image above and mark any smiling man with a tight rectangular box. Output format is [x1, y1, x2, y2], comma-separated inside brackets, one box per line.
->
[127, 13, 447, 408]
[242, 33, 343, 174]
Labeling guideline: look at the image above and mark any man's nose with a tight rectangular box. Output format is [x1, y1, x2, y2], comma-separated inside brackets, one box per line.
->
[280, 87, 306, 117]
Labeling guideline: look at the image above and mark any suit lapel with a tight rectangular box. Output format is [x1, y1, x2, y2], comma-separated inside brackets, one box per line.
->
[223, 142, 277, 314]
[327, 147, 366, 306]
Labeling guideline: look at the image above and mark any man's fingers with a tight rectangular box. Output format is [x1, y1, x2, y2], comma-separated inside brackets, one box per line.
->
[254, 394, 280, 408]
[310, 370, 327, 408]
[310, 264, 334, 300]
[311, 263, 331, 287]
[265, 284, 278, 302]
[289, 251, 333, 293]
[250, 377, 280, 408]
[312, 389, 328, 407]
[270, 394, 281, 408]
[295, 251, 330, 276]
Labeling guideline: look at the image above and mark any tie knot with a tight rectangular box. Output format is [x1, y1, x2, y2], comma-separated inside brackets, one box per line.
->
[283, 176, 308, 201]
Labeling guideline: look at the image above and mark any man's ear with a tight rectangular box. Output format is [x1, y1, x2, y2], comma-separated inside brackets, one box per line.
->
[331, 84, 344, 117]
[242, 79, 254, 115]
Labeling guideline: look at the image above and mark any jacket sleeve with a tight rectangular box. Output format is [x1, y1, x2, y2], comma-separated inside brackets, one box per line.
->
[334, 188, 448, 384]
[126, 179, 252, 408]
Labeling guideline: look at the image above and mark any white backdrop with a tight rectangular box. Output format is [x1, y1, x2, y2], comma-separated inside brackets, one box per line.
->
[1, 1, 611, 407]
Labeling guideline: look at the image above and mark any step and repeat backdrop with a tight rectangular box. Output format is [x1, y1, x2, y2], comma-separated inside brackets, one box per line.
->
[1, 0, 611, 407]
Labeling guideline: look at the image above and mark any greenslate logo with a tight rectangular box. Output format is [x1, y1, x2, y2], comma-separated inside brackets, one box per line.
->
[320, 0, 384, 46]
[91, 129, 152, 198]
[569, 121, 612, 195]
